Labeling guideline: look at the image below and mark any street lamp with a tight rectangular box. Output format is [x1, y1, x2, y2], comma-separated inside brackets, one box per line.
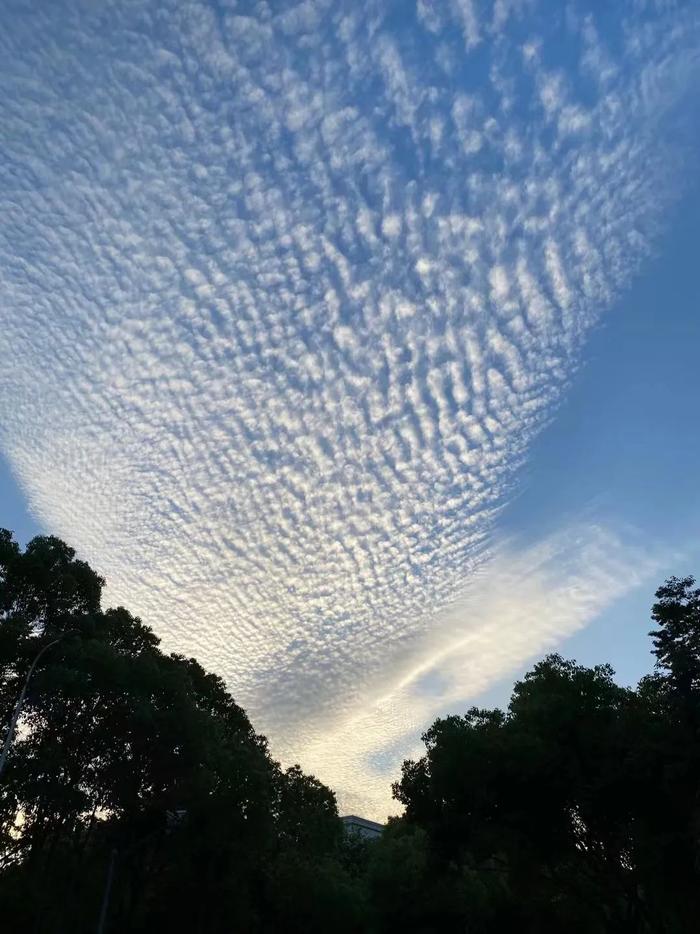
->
[0, 630, 75, 780]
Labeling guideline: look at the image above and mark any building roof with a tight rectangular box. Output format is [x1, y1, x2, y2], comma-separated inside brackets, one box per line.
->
[340, 814, 384, 835]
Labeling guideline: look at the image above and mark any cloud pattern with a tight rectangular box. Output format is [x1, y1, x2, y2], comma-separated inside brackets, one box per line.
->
[0, 0, 698, 813]
[296, 521, 671, 817]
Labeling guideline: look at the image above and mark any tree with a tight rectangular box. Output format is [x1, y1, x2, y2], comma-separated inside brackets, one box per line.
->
[392, 634, 700, 933]
[650, 576, 700, 701]
[4, 526, 699, 933]
[0, 529, 348, 933]
[0, 532, 103, 629]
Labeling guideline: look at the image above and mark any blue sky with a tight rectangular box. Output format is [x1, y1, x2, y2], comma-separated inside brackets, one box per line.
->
[474, 177, 700, 710]
[1, 0, 699, 818]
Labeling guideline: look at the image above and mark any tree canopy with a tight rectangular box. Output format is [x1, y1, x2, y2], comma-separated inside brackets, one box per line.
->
[0, 530, 356, 932]
[387, 586, 700, 933]
[1, 528, 699, 932]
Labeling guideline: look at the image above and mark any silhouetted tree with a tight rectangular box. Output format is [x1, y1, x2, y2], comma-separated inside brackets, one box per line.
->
[0, 529, 351, 933]
[650, 575, 700, 701]
[390, 588, 700, 934]
[3, 528, 699, 933]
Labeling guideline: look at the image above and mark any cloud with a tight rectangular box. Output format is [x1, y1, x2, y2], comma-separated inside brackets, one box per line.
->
[293, 520, 670, 819]
[0, 1, 698, 810]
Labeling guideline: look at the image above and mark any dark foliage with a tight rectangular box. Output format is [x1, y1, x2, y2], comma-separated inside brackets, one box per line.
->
[389, 579, 700, 933]
[0, 530, 361, 932]
[1, 528, 699, 932]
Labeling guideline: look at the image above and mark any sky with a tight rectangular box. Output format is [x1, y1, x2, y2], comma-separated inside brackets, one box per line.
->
[1, 0, 699, 820]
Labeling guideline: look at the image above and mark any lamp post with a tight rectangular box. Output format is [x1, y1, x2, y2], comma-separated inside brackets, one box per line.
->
[0, 631, 73, 780]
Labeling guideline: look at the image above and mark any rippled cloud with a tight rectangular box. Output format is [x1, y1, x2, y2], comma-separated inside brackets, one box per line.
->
[0, 0, 698, 813]
[294, 520, 674, 818]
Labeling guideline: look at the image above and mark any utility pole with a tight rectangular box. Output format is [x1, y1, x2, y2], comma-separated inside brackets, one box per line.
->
[0, 632, 73, 779]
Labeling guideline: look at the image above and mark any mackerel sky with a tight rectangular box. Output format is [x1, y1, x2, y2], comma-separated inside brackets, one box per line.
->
[1, 0, 699, 818]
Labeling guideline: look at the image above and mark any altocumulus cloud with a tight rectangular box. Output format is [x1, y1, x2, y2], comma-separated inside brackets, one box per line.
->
[296, 521, 673, 817]
[0, 0, 698, 817]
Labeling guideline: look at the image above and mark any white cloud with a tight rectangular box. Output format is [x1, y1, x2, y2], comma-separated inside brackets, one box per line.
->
[381, 213, 402, 238]
[294, 521, 670, 819]
[454, 0, 481, 51]
[0, 0, 698, 812]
